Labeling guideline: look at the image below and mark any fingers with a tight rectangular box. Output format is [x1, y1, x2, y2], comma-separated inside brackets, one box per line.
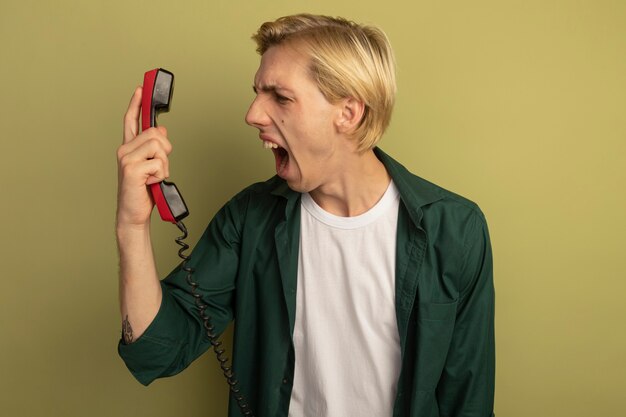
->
[118, 137, 171, 177]
[118, 148, 170, 195]
[117, 88, 174, 227]
[118, 126, 172, 159]
[118, 87, 173, 193]
[119, 157, 168, 184]
[123, 86, 142, 144]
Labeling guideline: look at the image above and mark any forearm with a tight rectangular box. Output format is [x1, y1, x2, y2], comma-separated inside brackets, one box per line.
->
[117, 223, 162, 343]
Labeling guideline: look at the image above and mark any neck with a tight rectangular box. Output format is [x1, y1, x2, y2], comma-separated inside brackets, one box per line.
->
[309, 149, 390, 217]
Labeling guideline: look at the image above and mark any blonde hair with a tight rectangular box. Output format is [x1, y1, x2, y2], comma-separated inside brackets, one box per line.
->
[252, 14, 397, 152]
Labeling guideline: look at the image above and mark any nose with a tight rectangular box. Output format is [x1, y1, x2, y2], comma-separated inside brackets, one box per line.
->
[245, 95, 270, 128]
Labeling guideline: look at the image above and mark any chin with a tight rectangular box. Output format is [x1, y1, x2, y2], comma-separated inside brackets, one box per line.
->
[284, 178, 312, 194]
[285, 182, 307, 193]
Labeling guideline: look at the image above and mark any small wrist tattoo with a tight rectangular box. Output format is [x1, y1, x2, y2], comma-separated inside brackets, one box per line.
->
[122, 315, 134, 344]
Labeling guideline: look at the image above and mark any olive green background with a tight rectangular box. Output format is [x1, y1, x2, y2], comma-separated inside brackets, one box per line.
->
[1, 0, 624, 416]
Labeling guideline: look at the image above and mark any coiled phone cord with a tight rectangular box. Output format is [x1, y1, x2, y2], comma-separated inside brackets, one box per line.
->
[175, 220, 254, 417]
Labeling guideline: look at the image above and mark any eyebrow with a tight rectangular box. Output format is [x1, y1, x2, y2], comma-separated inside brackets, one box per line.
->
[252, 84, 293, 94]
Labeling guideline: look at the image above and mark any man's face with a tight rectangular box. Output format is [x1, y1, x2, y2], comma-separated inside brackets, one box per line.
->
[245, 44, 344, 193]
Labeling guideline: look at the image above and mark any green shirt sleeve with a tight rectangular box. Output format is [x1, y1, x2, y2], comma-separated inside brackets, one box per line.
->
[117, 283, 201, 386]
[436, 209, 496, 417]
[118, 194, 245, 385]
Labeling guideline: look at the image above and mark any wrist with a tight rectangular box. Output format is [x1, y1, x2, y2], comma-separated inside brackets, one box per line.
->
[116, 219, 151, 241]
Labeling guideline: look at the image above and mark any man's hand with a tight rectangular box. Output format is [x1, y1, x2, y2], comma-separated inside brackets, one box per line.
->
[116, 86, 173, 229]
[116, 87, 167, 342]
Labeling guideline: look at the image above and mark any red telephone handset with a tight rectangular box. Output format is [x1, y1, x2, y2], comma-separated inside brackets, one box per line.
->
[141, 68, 189, 223]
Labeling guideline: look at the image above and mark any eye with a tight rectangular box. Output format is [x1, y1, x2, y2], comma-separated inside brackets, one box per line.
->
[274, 92, 290, 104]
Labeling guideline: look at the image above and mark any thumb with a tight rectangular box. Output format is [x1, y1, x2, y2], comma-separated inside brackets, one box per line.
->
[157, 126, 168, 136]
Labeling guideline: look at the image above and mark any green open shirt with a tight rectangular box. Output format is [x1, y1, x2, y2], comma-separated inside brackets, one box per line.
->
[118, 148, 495, 417]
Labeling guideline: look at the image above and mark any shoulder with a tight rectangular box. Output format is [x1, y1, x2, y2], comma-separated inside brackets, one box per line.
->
[405, 170, 482, 213]
[403, 169, 486, 237]
[219, 175, 295, 223]
[419, 176, 486, 226]
[228, 175, 290, 206]
[203, 176, 289, 239]
[379, 148, 485, 224]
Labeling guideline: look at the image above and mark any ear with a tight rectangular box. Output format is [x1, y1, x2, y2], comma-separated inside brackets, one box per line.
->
[335, 97, 365, 135]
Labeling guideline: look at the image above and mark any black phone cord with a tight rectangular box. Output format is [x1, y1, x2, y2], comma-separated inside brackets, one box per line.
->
[175, 220, 254, 417]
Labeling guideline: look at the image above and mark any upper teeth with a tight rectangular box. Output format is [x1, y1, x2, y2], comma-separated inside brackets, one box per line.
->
[263, 141, 279, 149]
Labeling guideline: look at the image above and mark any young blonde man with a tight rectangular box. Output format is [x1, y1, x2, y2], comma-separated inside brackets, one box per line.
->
[117, 14, 495, 417]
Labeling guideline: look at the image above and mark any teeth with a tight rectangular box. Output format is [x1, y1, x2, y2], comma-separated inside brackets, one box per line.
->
[263, 141, 278, 149]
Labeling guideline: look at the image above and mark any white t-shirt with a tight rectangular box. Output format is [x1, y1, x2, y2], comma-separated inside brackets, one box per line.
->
[289, 181, 401, 417]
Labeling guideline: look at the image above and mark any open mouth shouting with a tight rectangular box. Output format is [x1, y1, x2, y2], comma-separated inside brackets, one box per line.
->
[262, 140, 289, 177]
